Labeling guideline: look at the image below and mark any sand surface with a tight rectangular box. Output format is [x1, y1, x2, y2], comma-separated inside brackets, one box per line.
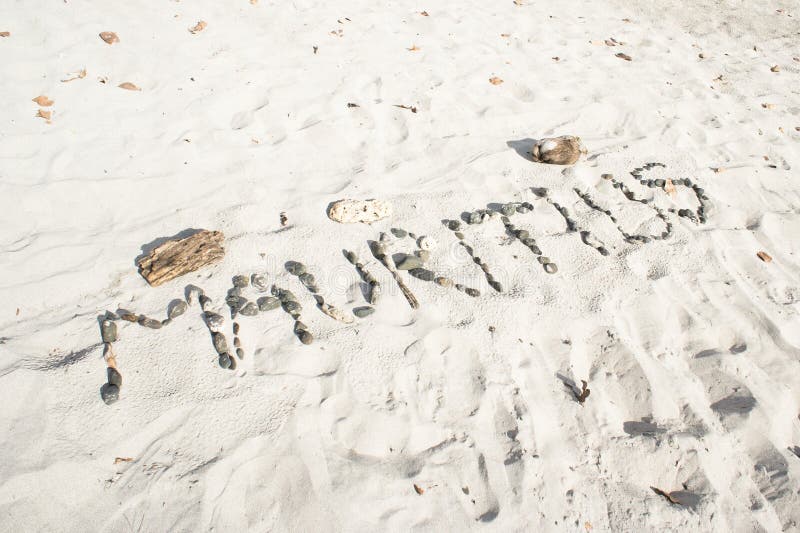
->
[2, 0, 800, 531]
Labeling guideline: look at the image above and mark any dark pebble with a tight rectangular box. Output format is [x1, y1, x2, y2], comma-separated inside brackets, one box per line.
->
[228, 355, 237, 370]
[212, 332, 228, 354]
[107, 367, 123, 387]
[232, 275, 249, 288]
[285, 261, 306, 276]
[297, 330, 313, 345]
[448, 220, 461, 231]
[489, 281, 503, 292]
[198, 294, 212, 310]
[218, 353, 232, 369]
[517, 230, 530, 240]
[100, 383, 120, 405]
[455, 232, 465, 240]
[598, 247, 610, 256]
[538, 256, 549, 264]
[233, 337, 241, 348]
[464, 288, 480, 297]
[530, 246, 542, 255]
[118, 311, 138, 322]
[299, 272, 318, 291]
[544, 263, 558, 274]
[344, 250, 358, 264]
[233, 322, 240, 334]
[282, 300, 301, 313]
[654, 179, 665, 187]
[501, 204, 517, 216]
[353, 306, 375, 318]
[236, 348, 244, 359]
[161, 318, 172, 327]
[257, 296, 281, 312]
[391, 228, 408, 238]
[168, 300, 188, 319]
[138, 317, 162, 329]
[239, 302, 259, 316]
[100, 320, 117, 343]
[409, 268, 435, 282]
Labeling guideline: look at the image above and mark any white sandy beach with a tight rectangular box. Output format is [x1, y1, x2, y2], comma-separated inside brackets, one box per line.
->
[1, 0, 800, 531]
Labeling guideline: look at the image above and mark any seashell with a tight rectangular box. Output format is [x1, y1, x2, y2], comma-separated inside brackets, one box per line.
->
[531, 136, 586, 165]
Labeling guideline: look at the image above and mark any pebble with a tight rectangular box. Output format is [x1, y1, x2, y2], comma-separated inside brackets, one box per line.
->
[299, 272, 318, 291]
[138, 316, 162, 329]
[344, 250, 358, 264]
[464, 287, 480, 297]
[232, 275, 249, 288]
[417, 236, 436, 250]
[251, 273, 269, 292]
[395, 254, 425, 270]
[544, 263, 558, 274]
[489, 281, 503, 292]
[234, 337, 241, 348]
[516, 230, 530, 240]
[282, 300, 301, 314]
[212, 332, 228, 354]
[232, 323, 239, 336]
[391, 228, 408, 238]
[257, 296, 281, 311]
[598, 247, 610, 256]
[538, 256, 550, 264]
[101, 383, 120, 405]
[236, 348, 244, 359]
[409, 268, 435, 282]
[516, 205, 530, 214]
[654, 179, 665, 187]
[285, 261, 306, 276]
[501, 204, 517, 216]
[379, 232, 391, 242]
[186, 285, 204, 305]
[454, 231, 465, 240]
[218, 353, 232, 369]
[100, 320, 117, 343]
[228, 355, 237, 370]
[239, 302, 259, 316]
[204, 312, 224, 332]
[199, 294, 213, 311]
[297, 329, 313, 345]
[107, 367, 123, 387]
[353, 306, 375, 318]
[415, 250, 431, 262]
[468, 211, 484, 225]
[161, 318, 172, 327]
[168, 300, 188, 319]
[119, 311, 138, 322]
[447, 220, 461, 231]
[435, 277, 453, 288]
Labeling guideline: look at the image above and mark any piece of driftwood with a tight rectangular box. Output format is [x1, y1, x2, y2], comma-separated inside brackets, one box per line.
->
[137, 230, 225, 286]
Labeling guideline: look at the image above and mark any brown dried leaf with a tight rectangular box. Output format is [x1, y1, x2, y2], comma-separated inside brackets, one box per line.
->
[500, 33, 510, 38]
[604, 39, 616, 46]
[61, 68, 87, 82]
[622, 18, 632, 22]
[36, 109, 52, 122]
[413, 484, 424, 495]
[118, 82, 141, 91]
[250, 0, 258, 4]
[420, 11, 429, 16]
[489, 76, 503, 85]
[99, 31, 119, 45]
[0, 31, 10, 37]
[711, 167, 726, 173]
[114, 457, 134, 464]
[407, 44, 420, 51]
[393, 104, 417, 113]
[757, 251, 772, 263]
[770, 65, 780, 72]
[762, 102, 775, 109]
[513, 0, 523, 5]
[32, 95, 54, 107]
[346, 102, 360, 108]
[575, 380, 591, 404]
[189, 21, 207, 34]
[664, 178, 677, 198]
[615, 52, 632, 61]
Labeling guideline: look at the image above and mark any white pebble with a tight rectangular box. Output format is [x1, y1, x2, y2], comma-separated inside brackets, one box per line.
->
[417, 236, 437, 250]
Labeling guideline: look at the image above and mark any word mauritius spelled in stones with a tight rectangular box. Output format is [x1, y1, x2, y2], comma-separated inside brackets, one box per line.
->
[98, 159, 710, 404]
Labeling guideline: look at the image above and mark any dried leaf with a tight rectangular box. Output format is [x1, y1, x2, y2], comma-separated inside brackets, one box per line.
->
[114, 457, 134, 464]
[280, 212, 288, 226]
[513, 0, 523, 5]
[393, 104, 417, 113]
[413, 484, 424, 495]
[313, 45, 318, 54]
[651, 487, 681, 505]
[420, 11, 429, 16]
[757, 251, 772, 263]
[407, 44, 420, 51]
[118, 82, 141, 91]
[61, 68, 87, 82]
[99, 31, 119, 45]
[500, 33, 510, 38]
[189, 21, 207, 34]
[762, 102, 775, 109]
[552, 56, 560, 61]
[250, 0, 258, 4]
[36, 109, 52, 122]
[615, 52, 632, 61]
[0, 31, 10, 37]
[664, 178, 677, 198]
[711, 167, 725, 173]
[622, 18, 632, 22]
[770, 65, 780, 72]
[604, 39, 616, 46]
[32, 95, 54, 107]
[575, 380, 590, 404]
[489, 76, 503, 85]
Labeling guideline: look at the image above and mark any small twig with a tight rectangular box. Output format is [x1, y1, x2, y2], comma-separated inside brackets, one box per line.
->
[575, 380, 590, 404]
